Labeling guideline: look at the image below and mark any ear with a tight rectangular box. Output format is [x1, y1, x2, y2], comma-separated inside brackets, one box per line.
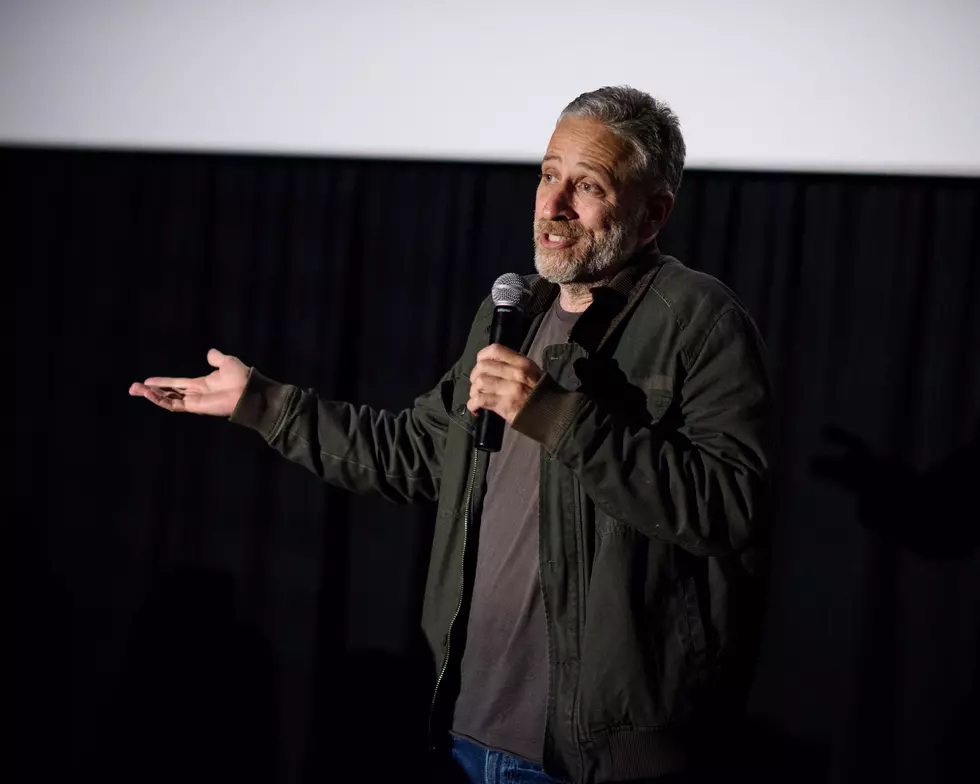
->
[636, 192, 675, 246]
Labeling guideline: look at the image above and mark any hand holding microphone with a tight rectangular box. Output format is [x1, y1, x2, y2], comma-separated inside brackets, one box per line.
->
[468, 274, 540, 452]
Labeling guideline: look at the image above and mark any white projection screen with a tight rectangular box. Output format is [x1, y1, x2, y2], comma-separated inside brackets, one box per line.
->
[2, 0, 978, 175]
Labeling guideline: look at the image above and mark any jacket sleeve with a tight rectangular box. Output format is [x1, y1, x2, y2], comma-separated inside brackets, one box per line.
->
[228, 363, 457, 504]
[511, 308, 772, 556]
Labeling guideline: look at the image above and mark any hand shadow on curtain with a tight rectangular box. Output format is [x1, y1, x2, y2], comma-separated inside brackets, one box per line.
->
[811, 417, 980, 560]
[810, 415, 980, 783]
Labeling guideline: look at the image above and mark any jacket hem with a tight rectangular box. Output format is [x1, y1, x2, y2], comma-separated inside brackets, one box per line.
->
[580, 726, 690, 782]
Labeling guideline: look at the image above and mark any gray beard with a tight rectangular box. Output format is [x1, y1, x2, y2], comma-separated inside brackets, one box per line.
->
[533, 217, 638, 285]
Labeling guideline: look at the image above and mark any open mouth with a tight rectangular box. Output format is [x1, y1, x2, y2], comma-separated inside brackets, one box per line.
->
[539, 233, 577, 249]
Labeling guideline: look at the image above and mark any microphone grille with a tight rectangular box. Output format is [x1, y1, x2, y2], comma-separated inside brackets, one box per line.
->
[491, 273, 532, 311]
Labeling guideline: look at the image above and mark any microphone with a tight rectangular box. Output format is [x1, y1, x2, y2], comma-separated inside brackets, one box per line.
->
[475, 273, 533, 453]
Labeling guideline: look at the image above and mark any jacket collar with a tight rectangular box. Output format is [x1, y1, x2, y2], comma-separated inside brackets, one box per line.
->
[524, 242, 667, 354]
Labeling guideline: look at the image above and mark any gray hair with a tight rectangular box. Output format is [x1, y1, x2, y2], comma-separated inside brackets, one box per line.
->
[559, 86, 686, 196]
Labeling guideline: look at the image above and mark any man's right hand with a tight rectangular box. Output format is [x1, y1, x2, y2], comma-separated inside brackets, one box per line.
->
[129, 348, 249, 416]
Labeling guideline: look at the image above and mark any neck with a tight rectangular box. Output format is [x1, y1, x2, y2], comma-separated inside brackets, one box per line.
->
[553, 243, 656, 312]
[558, 279, 609, 312]
[557, 263, 625, 312]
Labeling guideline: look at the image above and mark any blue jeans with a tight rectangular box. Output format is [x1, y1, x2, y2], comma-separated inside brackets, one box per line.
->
[445, 735, 707, 783]
[449, 735, 565, 783]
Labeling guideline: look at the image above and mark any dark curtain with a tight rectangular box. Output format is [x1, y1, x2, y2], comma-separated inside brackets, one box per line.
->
[9, 146, 979, 784]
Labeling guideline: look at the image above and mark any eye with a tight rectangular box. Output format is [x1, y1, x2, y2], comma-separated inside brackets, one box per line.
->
[540, 172, 558, 184]
[579, 181, 602, 195]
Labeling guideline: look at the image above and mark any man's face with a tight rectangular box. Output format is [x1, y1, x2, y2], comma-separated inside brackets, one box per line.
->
[534, 116, 649, 285]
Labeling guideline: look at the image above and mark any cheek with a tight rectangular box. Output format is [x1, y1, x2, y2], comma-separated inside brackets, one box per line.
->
[578, 203, 614, 235]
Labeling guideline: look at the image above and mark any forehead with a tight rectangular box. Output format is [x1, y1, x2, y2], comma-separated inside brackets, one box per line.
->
[542, 116, 632, 179]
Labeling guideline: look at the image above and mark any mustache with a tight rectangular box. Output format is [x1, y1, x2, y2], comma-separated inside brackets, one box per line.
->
[535, 219, 585, 239]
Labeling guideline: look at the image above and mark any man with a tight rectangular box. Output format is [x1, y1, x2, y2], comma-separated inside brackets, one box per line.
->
[130, 86, 772, 783]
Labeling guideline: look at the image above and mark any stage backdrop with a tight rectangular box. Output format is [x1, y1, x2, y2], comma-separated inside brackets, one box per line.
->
[10, 146, 979, 784]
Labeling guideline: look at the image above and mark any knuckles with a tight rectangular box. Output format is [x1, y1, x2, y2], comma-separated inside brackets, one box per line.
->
[469, 363, 537, 389]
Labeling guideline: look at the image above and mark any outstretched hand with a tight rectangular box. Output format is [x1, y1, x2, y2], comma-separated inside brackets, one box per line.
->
[129, 348, 249, 416]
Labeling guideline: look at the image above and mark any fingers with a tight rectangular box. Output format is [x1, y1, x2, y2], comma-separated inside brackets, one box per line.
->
[468, 372, 524, 397]
[466, 374, 539, 424]
[466, 390, 499, 415]
[139, 348, 232, 385]
[477, 343, 526, 365]
[141, 376, 198, 390]
[470, 360, 530, 387]
[138, 349, 238, 395]
[465, 385, 527, 425]
[207, 348, 228, 368]
[466, 347, 543, 424]
[130, 382, 181, 399]
[466, 389, 505, 417]
[470, 346, 543, 388]
[129, 383, 187, 412]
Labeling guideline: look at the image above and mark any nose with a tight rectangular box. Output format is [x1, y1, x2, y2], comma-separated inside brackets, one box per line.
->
[540, 183, 577, 221]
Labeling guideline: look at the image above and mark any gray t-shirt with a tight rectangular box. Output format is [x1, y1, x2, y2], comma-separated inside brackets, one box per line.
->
[451, 299, 582, 763]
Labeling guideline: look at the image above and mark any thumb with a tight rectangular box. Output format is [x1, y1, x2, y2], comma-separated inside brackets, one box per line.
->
[207, 348, 227, 369]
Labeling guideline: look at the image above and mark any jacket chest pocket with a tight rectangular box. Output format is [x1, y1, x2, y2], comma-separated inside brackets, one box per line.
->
[593, 393, 676, 532]
[646, 389, 674, 424]
[634, 372, 675, 424]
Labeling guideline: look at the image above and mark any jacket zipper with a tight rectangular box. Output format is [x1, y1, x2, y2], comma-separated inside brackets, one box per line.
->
[561, 330, 589, 654]
[553, 331, 588, 776]
[428, 445, 479, 746]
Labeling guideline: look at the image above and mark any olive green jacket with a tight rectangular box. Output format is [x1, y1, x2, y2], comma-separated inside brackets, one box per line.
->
[230, 251, 772, 782]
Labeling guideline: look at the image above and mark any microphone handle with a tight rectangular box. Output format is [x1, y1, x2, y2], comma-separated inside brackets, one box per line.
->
[475, 305, 527, 452]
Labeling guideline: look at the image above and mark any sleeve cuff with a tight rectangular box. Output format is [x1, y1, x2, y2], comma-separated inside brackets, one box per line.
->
[510, 372, 586, 453]
[228, 368, 297, 442]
